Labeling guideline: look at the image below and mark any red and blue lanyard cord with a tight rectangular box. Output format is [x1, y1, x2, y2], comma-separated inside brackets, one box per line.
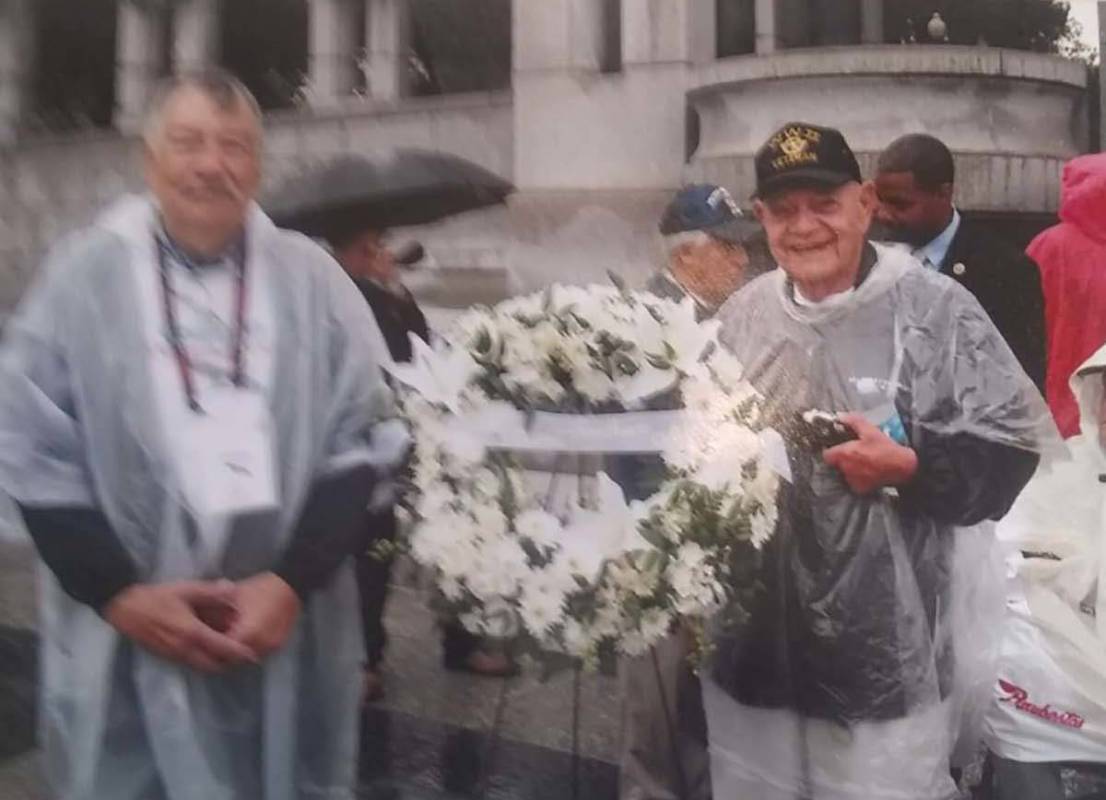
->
[155, 234, 249, 415]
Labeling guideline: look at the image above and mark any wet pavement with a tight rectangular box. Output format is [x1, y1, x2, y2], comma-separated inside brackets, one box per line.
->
[0, 543, 621, 800]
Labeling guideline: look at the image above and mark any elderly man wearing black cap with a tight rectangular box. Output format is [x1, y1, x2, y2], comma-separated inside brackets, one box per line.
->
[646, 183, 772, 317]
[703, 123, 1056, 799]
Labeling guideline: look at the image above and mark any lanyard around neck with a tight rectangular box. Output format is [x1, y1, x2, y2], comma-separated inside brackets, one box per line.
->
[154, 234, 249, 414]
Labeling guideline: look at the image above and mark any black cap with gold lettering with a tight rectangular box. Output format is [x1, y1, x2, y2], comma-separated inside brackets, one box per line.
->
[754, 122, 862, 199]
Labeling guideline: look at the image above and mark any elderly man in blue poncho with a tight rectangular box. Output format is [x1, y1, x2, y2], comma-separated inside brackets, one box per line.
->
[0, 70, 408, 800]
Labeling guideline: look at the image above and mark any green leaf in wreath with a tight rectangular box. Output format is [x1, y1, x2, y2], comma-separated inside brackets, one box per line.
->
[614, 353, 639, 376]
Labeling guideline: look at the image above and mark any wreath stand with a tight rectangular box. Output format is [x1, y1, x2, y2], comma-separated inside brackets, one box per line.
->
[470, 452, 689, 800]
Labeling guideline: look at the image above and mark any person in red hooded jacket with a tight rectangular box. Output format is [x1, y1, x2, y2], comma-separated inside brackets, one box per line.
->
[1029, 153, 1106, 437]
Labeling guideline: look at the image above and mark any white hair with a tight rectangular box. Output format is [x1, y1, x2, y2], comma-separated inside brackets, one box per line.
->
[664, 229, 715, 255]
[143, 69, 263, 147]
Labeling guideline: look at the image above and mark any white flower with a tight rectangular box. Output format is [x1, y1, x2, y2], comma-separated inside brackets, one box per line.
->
[467, 536, 526, 600]
[440, 426, 487, 467]
[519, 582, 567, 637]
[558, 474, 647, 582]
[471, 504, 509, 540]
[515, 509, 562, 548]
[619, 607, 674, 657]
[497, 293, 545, 319]
[384, 335, 480, 414]
[639, 607, 673, 644]
[665, 297, 721, 373]
[691, 427, 761, 491]
[417, 485, 457, 517]
[750, 508, 777, 550]
[616, 363, 677, 407]
[561, 618, 594, 658]
[572, 367, 616, 403]
[608, 557, 662, 599]
[411, 514, 481, 579]
[668, 543, 722, 615]
[619, 629, 651, 657]
[440, 576, 465, 602]
[472, 468, 501, 500]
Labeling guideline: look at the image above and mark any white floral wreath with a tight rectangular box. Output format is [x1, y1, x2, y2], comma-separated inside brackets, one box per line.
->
[385, 285, 782, 664]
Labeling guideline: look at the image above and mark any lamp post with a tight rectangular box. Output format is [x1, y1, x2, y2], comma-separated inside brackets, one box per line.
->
[926, 12, 948, 43]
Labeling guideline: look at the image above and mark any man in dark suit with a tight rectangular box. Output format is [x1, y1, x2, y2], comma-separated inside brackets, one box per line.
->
[874, 134, 1046, 391]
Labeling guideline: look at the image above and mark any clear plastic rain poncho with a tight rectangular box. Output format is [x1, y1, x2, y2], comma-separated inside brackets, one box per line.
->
[0, 195, 408, 800]
[984, 343, 1106, 764]
[705, 243, 1060, 800]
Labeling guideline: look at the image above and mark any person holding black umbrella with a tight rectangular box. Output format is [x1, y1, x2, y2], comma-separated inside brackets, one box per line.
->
[268, 150, 517, 698]
[328, 227, 516, 701]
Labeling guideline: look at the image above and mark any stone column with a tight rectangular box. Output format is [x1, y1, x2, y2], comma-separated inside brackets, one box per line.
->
[755, 0, 779, 53]
[621, 0, 715, 66]
[174, 0, 221, 73]
[513, 0, 605, 74]
[364, 0, 409, 101]
[861, 0, 884, 44]
[116, 0, 168, 132]
[307, 0, 360, 106]
[0, 0, 35, 145]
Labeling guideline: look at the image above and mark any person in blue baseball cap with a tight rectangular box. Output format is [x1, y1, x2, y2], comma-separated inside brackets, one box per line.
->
[647, 183, 770, 317]
[620, 184, 768, 800]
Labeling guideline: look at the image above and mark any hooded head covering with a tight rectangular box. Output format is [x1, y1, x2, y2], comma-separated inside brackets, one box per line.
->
[1058, 154, 1106, 246]
[1072, 343, 1106, 449]
[1029, 154, 1106, 438]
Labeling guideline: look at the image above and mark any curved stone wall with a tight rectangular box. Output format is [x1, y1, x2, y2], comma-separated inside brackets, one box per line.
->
[685, 45, 1088, 212]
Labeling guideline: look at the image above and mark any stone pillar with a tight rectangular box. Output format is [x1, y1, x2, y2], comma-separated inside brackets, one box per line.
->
[755, 0, 779, 53]
[621, 0, 715, 66]
[861, 0, 884, 44]
[307, 0, 360, 106]
[513, 0, 692, 190]
[0, 0, 35, 145]
[174, 0, 221, 73]
[513, 0, 605, 74]
[116, 0, 168, 132]
[365, 0, 409, 101]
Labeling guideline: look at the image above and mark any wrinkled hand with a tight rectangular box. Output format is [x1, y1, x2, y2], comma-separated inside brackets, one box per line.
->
[226, 572, 302, 660]
[823, 414, 918, 495]
[104, 581, 257, 672]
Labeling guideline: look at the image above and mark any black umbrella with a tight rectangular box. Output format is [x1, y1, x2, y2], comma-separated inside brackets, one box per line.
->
[265, 150, 514, 244]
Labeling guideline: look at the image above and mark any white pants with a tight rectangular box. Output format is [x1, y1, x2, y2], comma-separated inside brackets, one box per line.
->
[702, 677, 958, 800]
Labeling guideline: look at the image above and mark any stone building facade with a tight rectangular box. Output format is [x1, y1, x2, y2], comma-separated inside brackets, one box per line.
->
[0, 0, 1092, 321]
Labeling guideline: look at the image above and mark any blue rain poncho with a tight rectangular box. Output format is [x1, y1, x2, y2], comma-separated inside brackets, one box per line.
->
[0, 195, 408, 800]
[705, 243, 1059, 800]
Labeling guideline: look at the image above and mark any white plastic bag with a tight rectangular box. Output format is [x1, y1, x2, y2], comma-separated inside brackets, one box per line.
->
[984, 578, 1106, 764]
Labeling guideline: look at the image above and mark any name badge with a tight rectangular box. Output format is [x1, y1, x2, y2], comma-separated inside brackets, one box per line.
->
[170, 387, 280, 556]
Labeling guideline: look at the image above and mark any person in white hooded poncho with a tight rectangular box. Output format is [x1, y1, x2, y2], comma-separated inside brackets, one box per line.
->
[983, 343, 1106, 798]
[705, 123, 1059, 800]
[0, 72, 408, 800]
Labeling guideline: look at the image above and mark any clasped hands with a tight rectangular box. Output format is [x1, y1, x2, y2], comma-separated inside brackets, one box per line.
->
[822, 414, 918, 495]
[103, 572, 301, 673]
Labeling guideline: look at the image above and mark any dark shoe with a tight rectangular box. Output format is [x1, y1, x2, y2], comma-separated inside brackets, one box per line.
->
[361, 669, 386, 704]
[444, 648, 519, 678]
